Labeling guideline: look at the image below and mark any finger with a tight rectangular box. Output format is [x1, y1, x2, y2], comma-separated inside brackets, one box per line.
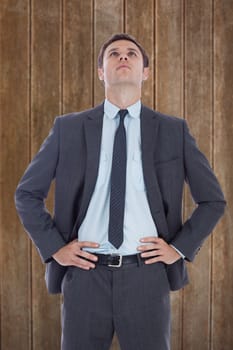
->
[77, 250, 98, 262]
[137, 244, 157, 252]
[144, 256, 164, 264]
[73, 263, 91, 270]
[140, 236, 159, 243]
[72, 256, 96, 269]
[141, 249, 162, 258]
[77, 241, 100, 248]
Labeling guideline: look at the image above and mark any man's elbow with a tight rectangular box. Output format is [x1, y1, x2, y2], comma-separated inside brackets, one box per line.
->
[14, 185, 22, 212]
[209, 199, 227, 217]
[14, 185, 34, 213]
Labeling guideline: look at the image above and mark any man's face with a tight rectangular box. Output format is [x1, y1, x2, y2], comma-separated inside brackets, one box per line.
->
[98, 40, 149, 89]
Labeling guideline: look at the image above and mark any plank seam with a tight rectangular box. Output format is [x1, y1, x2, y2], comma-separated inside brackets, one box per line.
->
[155, 0, 157, 110]
[210, 0, 215, 349]
[181, 0, 186, 348]
[29, 0, 33, 349]
[123, 0, 126, 33]
[92, 0, 95, 107]
[61, 0, 64, 115]
[0, 3, 2, 345]
[154, 0, 156, 110]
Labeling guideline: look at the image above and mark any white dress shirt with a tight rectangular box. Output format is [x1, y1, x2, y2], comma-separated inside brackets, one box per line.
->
[78, 99, 159, 255]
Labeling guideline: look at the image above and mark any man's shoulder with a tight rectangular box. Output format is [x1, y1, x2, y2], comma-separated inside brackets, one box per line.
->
[142, 105, 184, 125]
[56, 103, 104, 124]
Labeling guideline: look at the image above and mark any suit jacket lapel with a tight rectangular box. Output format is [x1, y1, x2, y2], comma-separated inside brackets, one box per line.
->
[141, 105, 169, 239]
[72, 103, 104, 237]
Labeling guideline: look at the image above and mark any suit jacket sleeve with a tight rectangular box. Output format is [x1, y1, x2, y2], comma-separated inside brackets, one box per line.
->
[15, 117, 66, 263]
[170, 120, 226, 261]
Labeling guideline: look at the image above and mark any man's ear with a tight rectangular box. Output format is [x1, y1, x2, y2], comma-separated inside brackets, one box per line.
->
[142, 67, 149, 81]
[98, 68, 104, 81]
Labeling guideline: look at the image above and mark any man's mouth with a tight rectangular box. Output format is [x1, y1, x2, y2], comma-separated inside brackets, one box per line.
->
[117, 65, 130, 70]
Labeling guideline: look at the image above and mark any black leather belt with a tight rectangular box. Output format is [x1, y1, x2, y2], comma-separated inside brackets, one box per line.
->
[94, 253, 142, 268]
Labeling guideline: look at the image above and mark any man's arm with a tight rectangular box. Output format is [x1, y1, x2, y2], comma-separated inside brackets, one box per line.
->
[15, 117, 100, 269]
[15, 118, 67, 262]
[170, 120, 226, 261]
[138, 119, 226, 264]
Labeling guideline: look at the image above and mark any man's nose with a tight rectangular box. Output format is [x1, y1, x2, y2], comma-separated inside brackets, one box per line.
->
[120, 55, 128, 61]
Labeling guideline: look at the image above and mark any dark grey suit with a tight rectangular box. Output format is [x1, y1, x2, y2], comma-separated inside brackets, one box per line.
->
[15, 103, 226, 349]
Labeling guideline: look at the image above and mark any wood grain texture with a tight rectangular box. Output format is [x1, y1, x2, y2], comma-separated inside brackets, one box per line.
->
[212, 1, 233, 349]
[0, 1, 31, 349]
[155, 1, 184, 349]
[94, 0, 123, 105]
[125, 0, 154, 107]
[31, 1, 61, 349]
[183, 1, 213, 349]
[63, 0, 93, 112]
[0, 1, 232, 349]
[156, 0, 184, 115]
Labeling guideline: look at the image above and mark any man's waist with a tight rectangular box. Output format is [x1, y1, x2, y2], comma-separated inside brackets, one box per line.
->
[82, 246, 139, 255]
[93, 253, 145, 268]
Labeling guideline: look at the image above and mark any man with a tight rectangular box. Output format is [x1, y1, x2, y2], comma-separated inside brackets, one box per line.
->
[15, 33, 226, 350]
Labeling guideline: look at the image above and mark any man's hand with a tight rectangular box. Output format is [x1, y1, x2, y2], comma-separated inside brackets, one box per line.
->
[52, 240, 100, 270]
[137, 237, 181, 265]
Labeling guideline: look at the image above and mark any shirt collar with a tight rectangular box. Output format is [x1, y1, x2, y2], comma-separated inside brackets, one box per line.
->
[104, 99, 141, 119]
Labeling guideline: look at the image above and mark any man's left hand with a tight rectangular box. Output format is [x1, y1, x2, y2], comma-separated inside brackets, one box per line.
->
[137, 237, 181, 265]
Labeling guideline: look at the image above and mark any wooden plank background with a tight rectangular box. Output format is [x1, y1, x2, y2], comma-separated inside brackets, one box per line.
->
[0, 0, 232, 349]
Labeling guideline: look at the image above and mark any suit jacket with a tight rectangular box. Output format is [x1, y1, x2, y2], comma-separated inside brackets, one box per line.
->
[15, 103, 226, 294]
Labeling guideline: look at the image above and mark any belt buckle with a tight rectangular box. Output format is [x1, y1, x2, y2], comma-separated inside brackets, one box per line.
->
[108, 254, 122, 268]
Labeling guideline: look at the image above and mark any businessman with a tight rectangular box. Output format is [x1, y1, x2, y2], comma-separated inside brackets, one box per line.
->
[15, 33, 226, 350]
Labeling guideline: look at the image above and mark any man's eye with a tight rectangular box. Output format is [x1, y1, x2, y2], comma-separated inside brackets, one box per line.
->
[110, 51, 119, 57]
[128, 51, 137, 56]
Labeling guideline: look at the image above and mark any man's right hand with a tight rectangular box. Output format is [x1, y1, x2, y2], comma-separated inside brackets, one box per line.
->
[52, 240, 100, 270]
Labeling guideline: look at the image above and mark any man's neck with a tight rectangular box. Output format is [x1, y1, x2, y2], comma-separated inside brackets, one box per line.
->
[105, 85, 141, 109]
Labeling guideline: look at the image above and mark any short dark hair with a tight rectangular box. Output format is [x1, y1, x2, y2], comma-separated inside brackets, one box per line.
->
[97, 33, 149, 68]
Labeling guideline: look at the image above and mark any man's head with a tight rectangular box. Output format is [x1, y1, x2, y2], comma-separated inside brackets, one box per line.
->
[97, 33, 149, 90]
[97, 33, 149, 69]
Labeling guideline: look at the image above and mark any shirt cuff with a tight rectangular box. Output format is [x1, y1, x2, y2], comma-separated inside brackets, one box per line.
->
[170, 244, 185, 259]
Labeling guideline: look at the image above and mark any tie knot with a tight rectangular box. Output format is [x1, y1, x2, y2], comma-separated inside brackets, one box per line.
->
[119, 109, 128, 121]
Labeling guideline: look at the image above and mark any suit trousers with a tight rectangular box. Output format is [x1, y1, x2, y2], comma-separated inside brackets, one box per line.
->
[61, 258, 171, 350]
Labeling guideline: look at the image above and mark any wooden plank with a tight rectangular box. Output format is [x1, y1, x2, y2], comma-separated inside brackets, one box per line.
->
[31, 1, 61, 349]
[94, 0, 123, 105]
[183, 1, 213, 349]
[156, 0, 183, 115]
[212, 1, 233, 349]
[0, 2, 232, 350]
[156, 1, 184, 349]
[125, 0, 154, 108]
[0, 1, 31, 349]
[63, 0, 93, 112]
[94, 2, 123, 348]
